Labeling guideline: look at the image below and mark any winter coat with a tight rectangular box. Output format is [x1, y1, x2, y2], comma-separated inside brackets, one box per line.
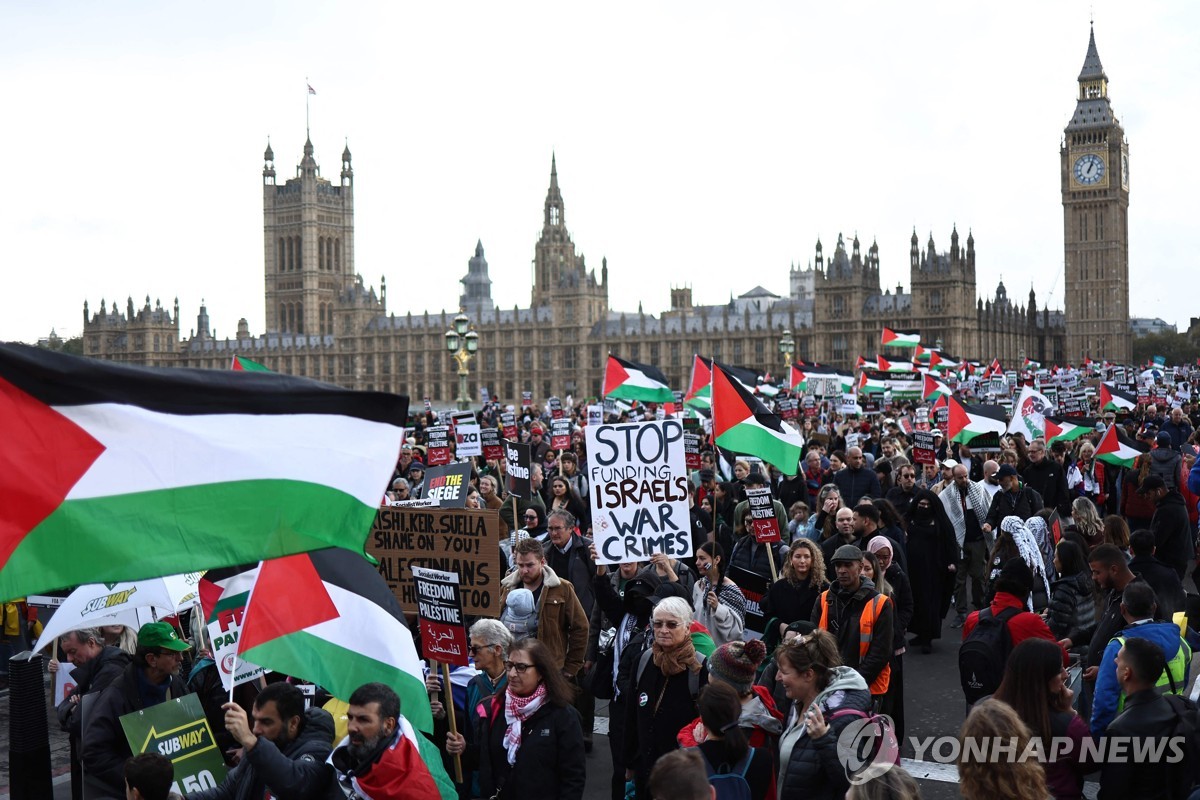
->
[1148, 447, 1182, 490]
[776, 666, 872, 800]
[1046, 572, 1096, 643]
[728, 533, 786, 582]
[56, 646, 131, 740]
[1023, 458, 1070, 514]
[810, 583, 894, 691]
[475, 698, 585, 800]
[190, 707, 335, 800]
[543, 532, 597, 616]
[498, 565, 590, 675]
[1091, 619, 1191, 737]
[833, 466, 882, 507]
[984, 484, 1044, 530]
[1150, 489, 1192, 579]
[81, 663, 190, 799]
[1127, 554, 1186, 621]
[624, 649, 710, 792]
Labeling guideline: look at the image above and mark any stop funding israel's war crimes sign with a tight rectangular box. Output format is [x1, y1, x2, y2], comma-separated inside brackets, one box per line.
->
[585, 420, 691, 564]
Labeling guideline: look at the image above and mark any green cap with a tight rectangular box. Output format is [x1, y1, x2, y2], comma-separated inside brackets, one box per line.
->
[137, 621, 190, 652]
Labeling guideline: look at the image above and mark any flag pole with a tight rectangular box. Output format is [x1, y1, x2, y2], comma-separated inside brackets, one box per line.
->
[305, 76, 310, 137]
[440, 661, 464, 783]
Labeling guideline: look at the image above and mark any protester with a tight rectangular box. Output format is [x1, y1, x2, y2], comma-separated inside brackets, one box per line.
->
[786, 501, 811, 542]
[905, 486, 957, 651]
[867, 537, 913, 737]
[845, 767, 922, 800]
[963, 557, 1067, 669]
[190, 682, 335, 800]
[1068, 496, 1105, 550]
[1090, 581, 1191, 736]
[498, 537, 589, 676]
[1142, 474, 1192, 579]
[685, 681, 777, 800]
[833, 446, 882, 507]
[443, 619, 513, 798]
[1045, 540, 1096, 647]
[1102, 514, 1131, 553]
[774, 629, 872, 800]
[624, 596, 710, 799]
[811, 544, 894, 700]
[1066, 442, 1106, 507]
[762, 539, 828, 644]
[1023, 439, 1070, 515]
[123, 753, 182, 800]
[729, 507, 787, 584]
[957, 699, 1049, 800]
[1126, 529, 1186, 620]
[81, 622, 191, 799]
[647, 750, 712, 800]
[468, 638, 586, 800]
[993, 639, 1093, 799]
[943, 464, 993, 629]
[328, 682, 456, 799]
[186, 608, 260, 766]
[1080, 545, 1143, 686]
[806, 484, 843, 542]
[1148, 431, 1183, 489]
[646, 551, 697, 600]
[983, 464, 1044, 532]
[677, 639, 783, 756]
[988, 516, 1052, 612]
[548, 475, 589, 531]
[101, 624, 139, 656]
[692, 541, 747, 647]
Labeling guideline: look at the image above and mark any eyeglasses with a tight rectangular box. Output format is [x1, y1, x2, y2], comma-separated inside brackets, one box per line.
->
[651, 619, 681, 629]
[467, 644, 490, 655]
[504, 661, 535, 673]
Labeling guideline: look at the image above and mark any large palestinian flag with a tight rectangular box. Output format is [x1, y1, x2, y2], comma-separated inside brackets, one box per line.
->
[948, 396, 1009, 444]
[685, 356, 758, 410]
[712, 362, 804, 475]
[0, 343, 407, 599]
[239, 548, 436, 735]
[876, 355, 914, 373]
[1096, 424, 1148, 468]
[1007, 386, 1056, 440]
[603, 354, 673, 403]
[332, 714, 456, 800]
[1100, 383, 1137, 412]
[881, 327, 921, 348]
[922, 373, 952, 402]
[791, 362, 852, 394]
[1045, 417, 1099, 443]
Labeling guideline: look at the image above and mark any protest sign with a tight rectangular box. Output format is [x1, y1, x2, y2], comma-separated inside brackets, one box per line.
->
[481, 426, 503, 461]
[521, 391, 533, 407]
[424, 397, 433, 416]
[500, 411, 518, 440]
[120, 695, 228, 795]
[54, 663, 76, 706]
[411, 567, 469, 666]
[745, 485, 781, 543]
[367, 507, 501, 617]
[802, 396, 818, 417]
[684, 432, 702, 470]
[423, 462, 473, 507]
[206, 613, 266, 692]
[841, 395, 860, 416]
[587, 404, 603, 427]
[480, 387, 490, 404]
[548, 396, 563, 419]
[426, 425, 452, 466]
[455, 424, 482, 458]
[911, 430, 937, 465]
[725, 565, 767, 636]
[585, 420, 691, 564]
[503, 439, 532, 500]
[550, 417, 572, 450]
[673, 390, 685, 411]
[390, 498, 438, 508]
[934, 405, 949, 428]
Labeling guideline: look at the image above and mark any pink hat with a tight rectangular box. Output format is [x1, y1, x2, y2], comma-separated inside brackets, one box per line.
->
[866, 536, 893, 555]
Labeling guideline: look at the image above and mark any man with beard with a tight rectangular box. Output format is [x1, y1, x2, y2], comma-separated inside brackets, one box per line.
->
[190, 682, 335, 800]
[905, 488, 958, 653]
[942, 464, 993, 628]
[328, 683, 455, 799]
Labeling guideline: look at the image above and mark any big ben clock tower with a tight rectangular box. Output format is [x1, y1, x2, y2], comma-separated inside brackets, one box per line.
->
[1062, 25, 1131, 365]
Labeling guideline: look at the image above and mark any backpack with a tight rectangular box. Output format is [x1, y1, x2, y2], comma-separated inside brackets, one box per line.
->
[1163, 676, 1200, 794]
[827, 707, 902, 770]
[958, 606, 1021, 706]
[692, 746, 755, 800]
[635, 648, 706, 701]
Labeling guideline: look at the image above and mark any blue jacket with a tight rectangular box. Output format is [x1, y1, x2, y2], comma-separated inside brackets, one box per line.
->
[1090, 619, 1191, 737]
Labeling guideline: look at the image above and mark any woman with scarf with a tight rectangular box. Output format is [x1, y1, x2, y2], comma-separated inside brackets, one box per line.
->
[475, 637, 585, 800]
[989, 516, 1052, 612]
[624, 596, 710, 799]
[904, 488, 957, 653]
[693, 541, 747, 647]
[1066, 442, 1107, 509]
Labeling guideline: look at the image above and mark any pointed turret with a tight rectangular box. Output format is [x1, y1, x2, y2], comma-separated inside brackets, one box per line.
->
[910, 228, 919, 270]
[1078, 24, 1107, 82]
[300, 136, 317, 177]
[1067, 24, 1115, 131]
[543, 153, 565, 228]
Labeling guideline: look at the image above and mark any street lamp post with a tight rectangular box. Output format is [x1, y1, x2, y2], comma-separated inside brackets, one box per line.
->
[778, 328, 795, 373]
[444, 311, 479, 411]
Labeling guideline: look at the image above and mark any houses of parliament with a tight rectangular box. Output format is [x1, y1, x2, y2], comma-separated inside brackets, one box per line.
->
[81, 28, 1131, 404]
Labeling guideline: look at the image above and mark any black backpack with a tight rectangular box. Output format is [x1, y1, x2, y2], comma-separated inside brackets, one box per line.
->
[1162, 675, 1200, 795]
[959, 606, 1021, 706]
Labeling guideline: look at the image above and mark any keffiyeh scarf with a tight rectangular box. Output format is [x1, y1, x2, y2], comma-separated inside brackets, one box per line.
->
[503, 683, 547, 765]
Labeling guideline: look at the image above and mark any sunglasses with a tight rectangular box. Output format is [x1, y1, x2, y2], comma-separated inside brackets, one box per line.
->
[651, 619, 681, 629]
[467, 644, 490, 655]
[504, 661, 535, 673]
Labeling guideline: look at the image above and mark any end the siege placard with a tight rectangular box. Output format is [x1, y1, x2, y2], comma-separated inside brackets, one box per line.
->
[366, 507, 500, 618]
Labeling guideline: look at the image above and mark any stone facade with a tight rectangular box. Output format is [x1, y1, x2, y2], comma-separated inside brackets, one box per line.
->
[83, 29, 1133, 402]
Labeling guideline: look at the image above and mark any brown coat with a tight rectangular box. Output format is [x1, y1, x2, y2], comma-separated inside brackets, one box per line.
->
[499, 565, 590, 676]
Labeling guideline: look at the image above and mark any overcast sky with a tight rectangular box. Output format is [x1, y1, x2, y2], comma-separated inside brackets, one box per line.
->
[2, 1, 1196, 346]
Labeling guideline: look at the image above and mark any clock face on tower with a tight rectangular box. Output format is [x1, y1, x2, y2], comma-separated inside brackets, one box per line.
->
[1073, 153, 1106, 186]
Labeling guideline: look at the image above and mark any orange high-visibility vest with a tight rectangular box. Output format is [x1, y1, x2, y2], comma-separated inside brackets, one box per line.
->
[818, 590, 891, 694]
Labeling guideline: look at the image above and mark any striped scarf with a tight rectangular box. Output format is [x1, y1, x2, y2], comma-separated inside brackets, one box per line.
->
[503, 683, 547, 765]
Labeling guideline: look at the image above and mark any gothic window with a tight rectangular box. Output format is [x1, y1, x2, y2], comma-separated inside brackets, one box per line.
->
[670, 342, 680, 366]
[319, 237, 325, 270]
[505, 380, 514, 399]
[712, 341, 723, 359]
[326, 238, 334, 271]
[930, 290, 943, 312]
[565, 301, 574, 323]
[279, 304, 286, 332]
[415, 353, 425, 373]
[564, 347, 576, 369]
[342, 355, 352, 376]
[335, 239, 341, 272]
[550, 207, 559, 225]
[287, 238, 294, 271]
[286, 305, 295, 333]
[522, 350, 533, 370]
[591, 346, 601, 369]
[364, 356, 374, 376]
[1080, 212, 1088, 242]
[832, 296, 844, 317]
[650, 343, 660, 363]
[296, 304, 304, 334]
[505, 350, 515, 370]
[754, 340, 764, 364]
[397, 354, 407, 373]
[1096, 210, 1104, 239]
[153, 335, 159, 352]
[629, 343, 640, 360]
[296, 238, 302, 269]
[278, 239, 285, 272]
[733, 341, 743, 362]
[484, 351, 496, 371]
[543, 381, 552, 399]
[832, 335, 848, 363]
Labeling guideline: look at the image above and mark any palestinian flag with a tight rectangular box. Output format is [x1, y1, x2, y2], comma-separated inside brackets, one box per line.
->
[858, 372, 888, 395]
[881, 327, 921, 348]
[1100, 383, 1136, 412]
[685, 356, 758, 410]
[604, 354, 673, 404]
[230, 355, 271, 372]
[199, 564, 258, 623]
[1045, 416, 1098, 443]
[984, 358, 1002, 378]
[0, 343, 407, 599]
[923, 373, 951, 401]
[239, 548, 436, 736]
[1096, 424, 1148, 468]
[332, 714, 456, 800]
[855, 356, 868, 371]
[876, 355, 913, 373]
[948, 396, 1009, 444]
[712, 363, 804, 475]
[1023, 357, 1042, 370]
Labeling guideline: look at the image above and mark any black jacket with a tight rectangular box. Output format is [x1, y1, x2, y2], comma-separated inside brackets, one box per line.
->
[810, 582, 894, 690]
[1128, 554, 1186, 621]
[57, 646, 131, 740]
[624, 654, 710, 790]
[984, 484, 1044, 530]
[191, 707, 335, 800]
[1098, 689, 1184, 800]
[81, 663, 189, 799]
[544, 533, 597, 616]
[729, 534, 786, 582]
[1022, 458, 1069, 514]
[1045, 572, 1096, 643]
[833, 467, 882, 507]
[476, 699, 586, 800]
[883, 564, 914, 651]
[1150, 490, 1192, 579]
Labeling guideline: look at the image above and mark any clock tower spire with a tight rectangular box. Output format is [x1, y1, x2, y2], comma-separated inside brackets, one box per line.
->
[1062, 24, 1130, 365]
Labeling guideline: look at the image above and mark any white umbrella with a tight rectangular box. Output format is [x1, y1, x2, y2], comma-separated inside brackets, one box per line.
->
[35, 571, 203, 651]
